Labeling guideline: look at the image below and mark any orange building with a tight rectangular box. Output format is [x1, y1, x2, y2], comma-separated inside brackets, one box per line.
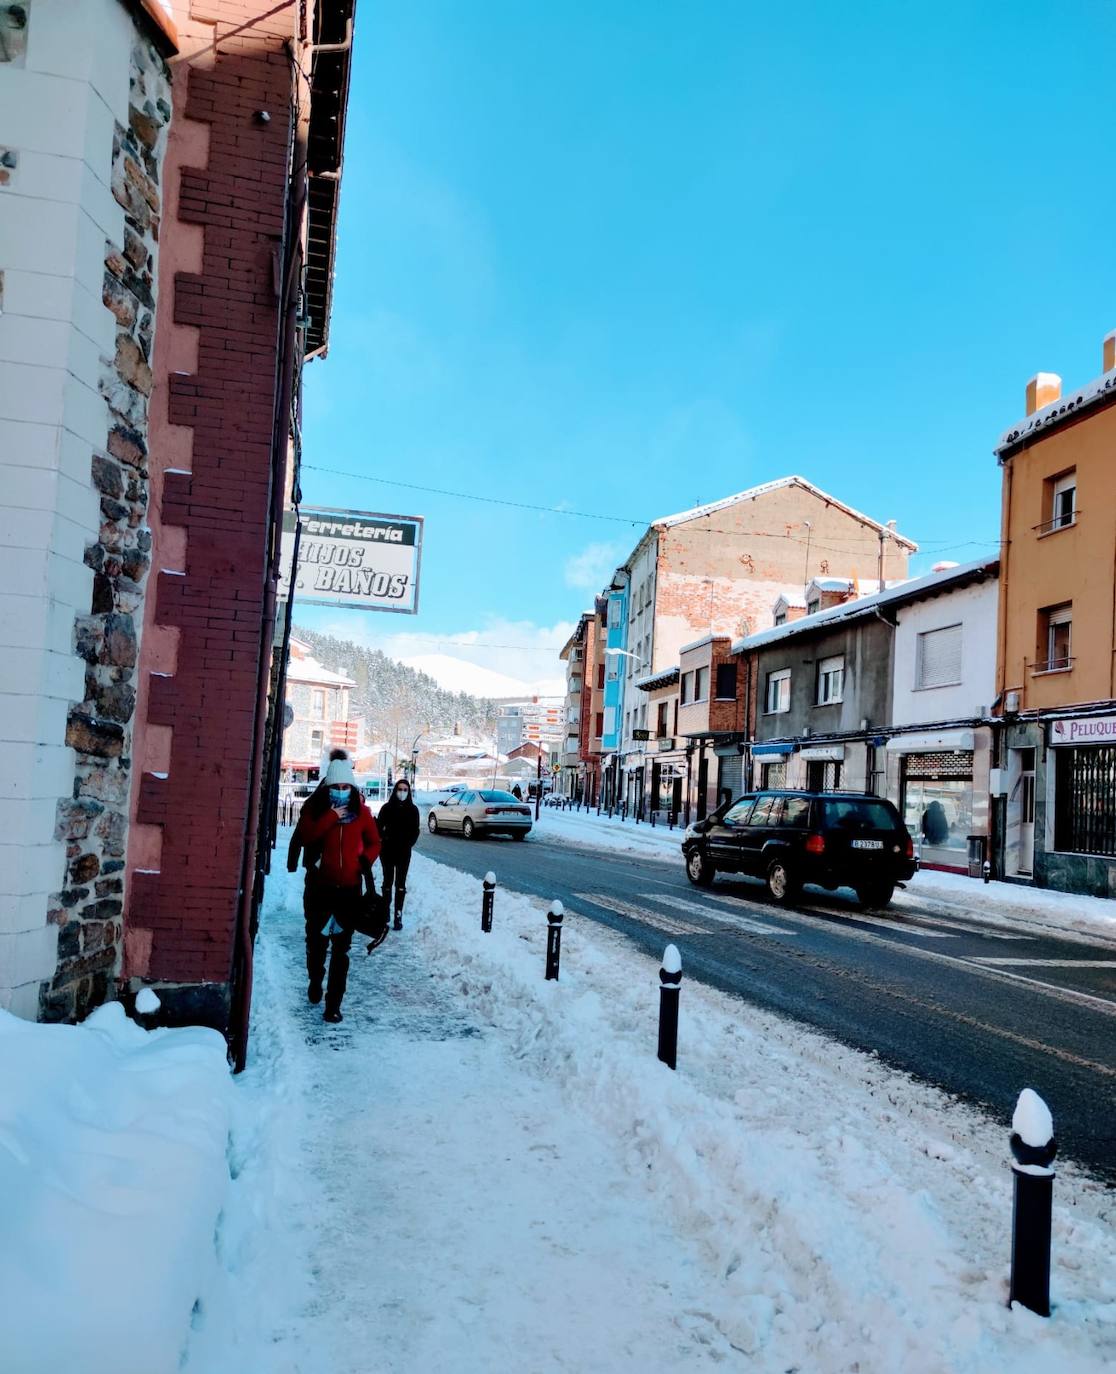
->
[994, 331, 1116, 895]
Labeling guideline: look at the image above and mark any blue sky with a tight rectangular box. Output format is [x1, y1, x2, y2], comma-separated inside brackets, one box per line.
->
[299, 0, 1116, 690]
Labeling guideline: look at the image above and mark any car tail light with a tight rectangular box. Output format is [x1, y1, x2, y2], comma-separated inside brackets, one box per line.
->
[484, 807, 498, 815]
[903, 835, 914, 860]
[805, 833, 826, 855]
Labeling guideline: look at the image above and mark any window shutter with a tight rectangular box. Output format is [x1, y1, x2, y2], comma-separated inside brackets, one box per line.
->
[917, 625, 962, 688]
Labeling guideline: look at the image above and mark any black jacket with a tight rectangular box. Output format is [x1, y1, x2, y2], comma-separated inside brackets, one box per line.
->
[377, 794, 421, 854]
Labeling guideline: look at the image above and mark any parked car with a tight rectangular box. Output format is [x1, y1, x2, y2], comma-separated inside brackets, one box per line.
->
[681, 790, 916, 909]
[427, 789, 533, 840]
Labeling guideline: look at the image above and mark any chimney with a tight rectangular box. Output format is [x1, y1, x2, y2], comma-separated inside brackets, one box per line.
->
[1025, 372, 1061, 416]
[1104, 331, 1116, 374]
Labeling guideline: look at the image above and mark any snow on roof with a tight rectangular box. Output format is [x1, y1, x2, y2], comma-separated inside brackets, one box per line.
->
[635, 665, 680, 690]
[286, 654, 356, 688]
[996, 369, 1116, 455]
[731, 555, 999, 654]
[651, 475, 919, 549]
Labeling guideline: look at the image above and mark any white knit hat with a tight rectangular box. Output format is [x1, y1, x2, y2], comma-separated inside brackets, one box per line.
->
[323, 749, 355, 785]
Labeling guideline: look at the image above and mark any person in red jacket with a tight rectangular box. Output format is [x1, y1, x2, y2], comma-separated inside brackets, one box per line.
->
[290, 750, 381, 1023]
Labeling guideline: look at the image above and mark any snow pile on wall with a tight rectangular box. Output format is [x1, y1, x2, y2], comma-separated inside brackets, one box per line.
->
[0, 1005, 233, 1374]
[407, 853, 1116, 1372]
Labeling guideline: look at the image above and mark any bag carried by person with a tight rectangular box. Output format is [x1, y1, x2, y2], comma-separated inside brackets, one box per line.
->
[351, 885, 390, 951]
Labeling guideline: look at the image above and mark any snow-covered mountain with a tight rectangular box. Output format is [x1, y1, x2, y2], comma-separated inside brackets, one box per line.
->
[401, 653, 563, 700]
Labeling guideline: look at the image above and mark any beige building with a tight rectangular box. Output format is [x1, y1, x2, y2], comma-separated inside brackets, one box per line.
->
[608, 477, 915, 812]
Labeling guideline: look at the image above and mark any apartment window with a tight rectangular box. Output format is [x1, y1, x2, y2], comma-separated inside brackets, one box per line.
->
[807, 599, 820, 616]
[595, 711, 604, 738]
[1039, 604, 1072, 672]
[774, 612, 787, 627]
[1042, 470, 1077, 533]
[693, 666, 709, 702]
[311, 689, 326, 720]
[656, 702, 669, 738]
[916, 624, 962, 689]
[715, 663, 737, 700]
[672, 699, 679, 733]
[761, 762, 786, 788]
[765, 669, 791, 714]
[309, 728, 324, 758]
[603, 706, 616, 737]
[597, 663, 605, 689]
[816, 654, 844, 705]
[680, 672, 692, 705]
[608, 598, 622, 628]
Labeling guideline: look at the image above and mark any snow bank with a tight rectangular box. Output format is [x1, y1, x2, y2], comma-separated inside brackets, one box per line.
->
[403, 852, 1116, 1372]
[0, 1005, 233, 1374]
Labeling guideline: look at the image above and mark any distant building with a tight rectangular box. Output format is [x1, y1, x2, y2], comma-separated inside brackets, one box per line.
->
[280, 639, 358, 783]
[495, 698, 563, 756]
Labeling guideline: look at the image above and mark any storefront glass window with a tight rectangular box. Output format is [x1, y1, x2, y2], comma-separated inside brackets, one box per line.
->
[1055, 745, 1116, 857]
[903, 778, 972, 854]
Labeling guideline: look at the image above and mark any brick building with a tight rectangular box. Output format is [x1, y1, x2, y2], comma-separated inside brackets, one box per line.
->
[598, 477, 916, 814]
[0, 0, 356, 1060]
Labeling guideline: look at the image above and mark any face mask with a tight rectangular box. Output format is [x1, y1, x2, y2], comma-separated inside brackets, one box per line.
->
[329, 787, 349, 807]
[395, 789, 409, 801]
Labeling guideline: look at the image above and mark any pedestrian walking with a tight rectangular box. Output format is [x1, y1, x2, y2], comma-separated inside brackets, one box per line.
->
[288, 750, 381, 1024]
[378, 776, 421, 930]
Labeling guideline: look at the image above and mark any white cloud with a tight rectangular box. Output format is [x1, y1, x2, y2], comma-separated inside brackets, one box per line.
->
[563, 541, 625, 592]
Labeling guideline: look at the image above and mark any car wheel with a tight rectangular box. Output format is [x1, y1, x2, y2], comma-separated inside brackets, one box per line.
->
[427, 813, 438, 834]
[462, 817, 475, 839]
[765, 858, 800, 905]
[686, 848, 715, 887]
[857, 882, 895, 910]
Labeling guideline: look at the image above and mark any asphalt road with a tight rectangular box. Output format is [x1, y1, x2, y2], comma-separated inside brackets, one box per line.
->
[417, 815, 1116, 1182]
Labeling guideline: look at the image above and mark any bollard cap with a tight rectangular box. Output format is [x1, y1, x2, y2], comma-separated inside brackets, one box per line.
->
[548, 900, 564, 920]
[484, 871, 496, 886]
[1010, 1088, 1056, 1173]
[662, 944, 682, 975]
[135, 987, 160, 1016]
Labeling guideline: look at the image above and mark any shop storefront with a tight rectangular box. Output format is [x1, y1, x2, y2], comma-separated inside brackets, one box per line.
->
[1050, 713, 1116, 874]
[886, 728, 990, 875]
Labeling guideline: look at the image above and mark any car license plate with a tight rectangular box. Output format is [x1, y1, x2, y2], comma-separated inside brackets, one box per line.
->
[852, 839, 884, 850]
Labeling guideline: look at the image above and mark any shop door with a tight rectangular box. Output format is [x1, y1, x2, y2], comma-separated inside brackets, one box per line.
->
[1008, 749, 1036, 877]
[696, 755, 709, 820]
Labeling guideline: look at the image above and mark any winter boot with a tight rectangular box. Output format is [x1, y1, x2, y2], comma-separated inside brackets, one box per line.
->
[393, 886, 406, 931]
[323, 1008, 343, 1024]
[307, 980, 323, 1005]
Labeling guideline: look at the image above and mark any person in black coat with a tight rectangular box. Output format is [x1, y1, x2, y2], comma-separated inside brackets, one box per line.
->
[378, 778, 421, 929]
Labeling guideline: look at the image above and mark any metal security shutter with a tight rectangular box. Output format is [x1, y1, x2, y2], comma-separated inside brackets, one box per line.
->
[905, 751, 973, 780]
[917, 625, 962, 688]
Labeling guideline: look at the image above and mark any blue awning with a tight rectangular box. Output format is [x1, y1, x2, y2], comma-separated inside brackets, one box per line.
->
[751, 742, 793, 758]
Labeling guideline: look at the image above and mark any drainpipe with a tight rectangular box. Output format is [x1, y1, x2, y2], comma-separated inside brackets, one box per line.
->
[229, 35, 309, 1074]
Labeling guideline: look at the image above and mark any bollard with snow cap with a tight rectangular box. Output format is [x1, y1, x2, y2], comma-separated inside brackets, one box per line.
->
[482, 871, 496, 933]
[133, 986, 161, 1029]
[657, 944, 682, 1070]
[545, 901, 564, 981]
[1009, 1087, 1057, 1317]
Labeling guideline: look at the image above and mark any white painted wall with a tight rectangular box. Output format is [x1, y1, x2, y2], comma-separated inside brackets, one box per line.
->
[0, 0, 136, 1016]
[891, 577, 999, 727]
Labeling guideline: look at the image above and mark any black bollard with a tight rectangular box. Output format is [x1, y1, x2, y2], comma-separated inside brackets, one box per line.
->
[651, 810, 657, 827]
[657, 944, 681, 1070]
[669, 811, 675, 831]
[545, 901, 564, 980]
[983, 860, 992, 884]
[482, 870, 496, 933]
[1009, 1088, 1057, 1317]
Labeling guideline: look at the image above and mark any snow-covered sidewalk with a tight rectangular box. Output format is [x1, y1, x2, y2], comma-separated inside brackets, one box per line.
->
[531, 804, 1116, 946]
[206, 847, 1113, 1372]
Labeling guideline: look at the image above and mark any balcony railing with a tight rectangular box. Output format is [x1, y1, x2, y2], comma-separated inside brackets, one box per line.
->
[1031, 656, 1075, 675]
[1033, 511, 1079, 536]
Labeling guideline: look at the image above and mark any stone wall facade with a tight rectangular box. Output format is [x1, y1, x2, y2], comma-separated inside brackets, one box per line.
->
[44, 36, 172, 1022]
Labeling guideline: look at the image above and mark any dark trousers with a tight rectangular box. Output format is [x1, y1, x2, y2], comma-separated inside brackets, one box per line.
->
[305, 882, 360, 1012]
[381, 848, 412, 909]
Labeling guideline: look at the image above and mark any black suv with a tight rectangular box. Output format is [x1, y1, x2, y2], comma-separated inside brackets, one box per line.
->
[681, 790, 917, 909]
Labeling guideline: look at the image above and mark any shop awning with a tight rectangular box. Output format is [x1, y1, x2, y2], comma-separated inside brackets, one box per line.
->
[885, 729, 975, 754]
[752, 742, 793, 758]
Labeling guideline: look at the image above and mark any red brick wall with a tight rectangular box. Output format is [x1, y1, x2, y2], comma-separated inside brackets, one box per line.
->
[127, 2, 293, 1009]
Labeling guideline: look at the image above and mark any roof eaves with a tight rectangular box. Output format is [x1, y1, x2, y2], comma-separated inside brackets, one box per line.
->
[996, 371, 1116, 457]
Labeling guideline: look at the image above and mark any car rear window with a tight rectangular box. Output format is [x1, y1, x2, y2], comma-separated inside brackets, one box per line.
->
[479, 791, 519, 803]
[781, 796, 811, 828]
[822, 798, 901, 833]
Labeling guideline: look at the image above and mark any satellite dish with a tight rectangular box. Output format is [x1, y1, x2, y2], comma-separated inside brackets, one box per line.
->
[283, 703, 295, 731]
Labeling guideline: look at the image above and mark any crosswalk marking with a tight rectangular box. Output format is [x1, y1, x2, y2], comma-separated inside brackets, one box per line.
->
[637, 893, 793, 936]
[966, 958, 1116, 969]
[574, 892, 784, 938]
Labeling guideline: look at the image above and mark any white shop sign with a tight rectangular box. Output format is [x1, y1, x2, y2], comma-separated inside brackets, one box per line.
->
[799, 744, 845, 761]
[279, 506, 423, 614]
[1050, 715, 1116, 746]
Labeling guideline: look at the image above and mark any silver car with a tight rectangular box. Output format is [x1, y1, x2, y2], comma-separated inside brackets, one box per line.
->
[427, 789, 533, 840]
